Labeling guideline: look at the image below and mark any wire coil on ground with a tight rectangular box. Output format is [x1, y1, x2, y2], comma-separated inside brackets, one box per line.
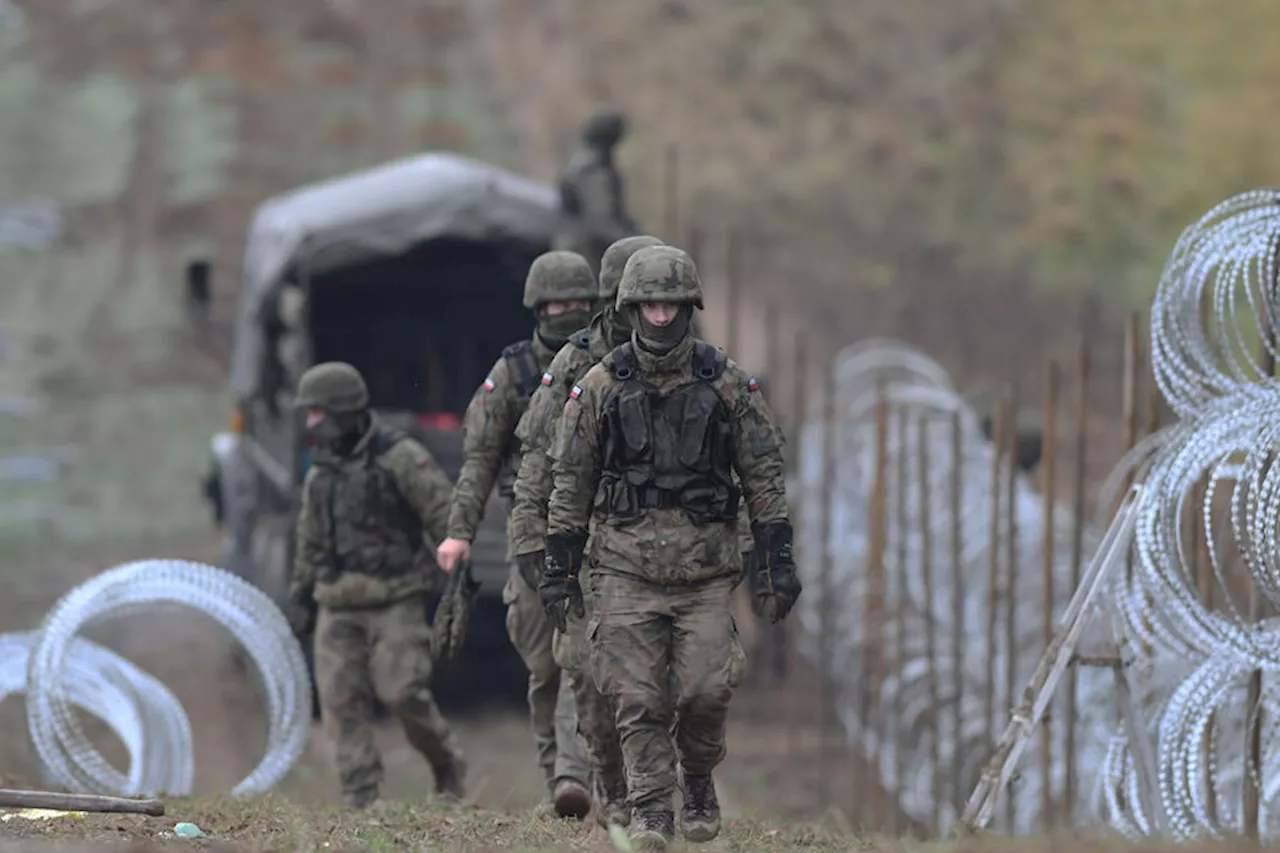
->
[19, 559, 311, 796]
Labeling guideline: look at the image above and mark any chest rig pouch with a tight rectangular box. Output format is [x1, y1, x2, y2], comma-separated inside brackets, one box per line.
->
[596, 341, 740, 526]
[310, 425, 425, 583]
[498, 339, 546, 498]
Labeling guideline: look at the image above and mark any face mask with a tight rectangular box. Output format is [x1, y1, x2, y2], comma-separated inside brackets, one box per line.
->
[628, 305, 692, 354]
[538, 308, 592, 349]
[306, 415, 342, 443]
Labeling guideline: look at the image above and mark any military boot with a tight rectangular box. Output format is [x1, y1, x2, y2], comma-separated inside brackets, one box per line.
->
[679, 773, 721, 842]
[433, 756, 466, 801]
[593, 767, 631, 828]
[553, 776, 592, 820]
[629, 801, 676, 850]
[344, 786, 379, 810]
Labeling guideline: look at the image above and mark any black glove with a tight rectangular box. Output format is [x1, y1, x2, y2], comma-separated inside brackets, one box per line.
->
[517, 550, 545, 591]
[540, 532, 587, 632]
[750, 521, 802, 624]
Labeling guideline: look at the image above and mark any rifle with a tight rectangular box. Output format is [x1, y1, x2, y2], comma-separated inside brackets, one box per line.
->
[431, 557, 480, 661]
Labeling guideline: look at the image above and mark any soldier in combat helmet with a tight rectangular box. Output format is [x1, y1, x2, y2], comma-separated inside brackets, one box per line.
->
[509, 235, 761, 829]
[554, 106, 638, 276]
[286, 361, 466, 809]
[541, 246, 803, 849]
[436, 251, 596, 819]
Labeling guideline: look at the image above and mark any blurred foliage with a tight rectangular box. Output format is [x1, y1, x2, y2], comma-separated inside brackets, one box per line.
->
[517, 0, 1280, 324]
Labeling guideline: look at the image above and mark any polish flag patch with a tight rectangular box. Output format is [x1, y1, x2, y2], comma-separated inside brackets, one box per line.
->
[748, 377, 760, 391]
[541, 372, 554, 386]
[482, 377, 495, 392]
[569, 385, 582, 400]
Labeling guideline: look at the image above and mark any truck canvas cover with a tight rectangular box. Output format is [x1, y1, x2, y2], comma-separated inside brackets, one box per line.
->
[229, 152, 559, 401]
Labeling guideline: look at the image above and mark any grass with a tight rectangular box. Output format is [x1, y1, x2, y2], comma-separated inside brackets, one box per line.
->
[0, 795, 1275, 852]
[0, 795, 858, 851]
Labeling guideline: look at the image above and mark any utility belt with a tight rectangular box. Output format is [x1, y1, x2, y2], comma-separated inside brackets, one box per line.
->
[597, 477, 739, 526]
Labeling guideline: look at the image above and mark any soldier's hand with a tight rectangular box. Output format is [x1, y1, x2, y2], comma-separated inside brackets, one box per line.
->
[538, 573, 582, 633]
[437, 538, 472, 573]
[516, 550, 545, 590]
[753, 567, 802, 624]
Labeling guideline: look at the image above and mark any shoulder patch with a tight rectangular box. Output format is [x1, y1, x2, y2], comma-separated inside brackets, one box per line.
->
[748, 377, 760, 392]
[541, 372, 554, 386]
[483, 377, 496, 392]
[570, 385, 582, 400]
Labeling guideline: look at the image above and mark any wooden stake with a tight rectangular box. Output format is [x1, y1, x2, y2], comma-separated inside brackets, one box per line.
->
[0, 789, 165, 817]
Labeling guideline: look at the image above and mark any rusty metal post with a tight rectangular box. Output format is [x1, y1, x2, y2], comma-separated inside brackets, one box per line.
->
[685, 222, 704, 268]
[1040, 359, 1060, 831]
[917, 412, 941, 834]
[1063, 337, 1089, 826]
[662, 143, 678, 240]
[1002, 389, 1019, 833]
[949, 409, 966, 817]
[889, 407, 909, 836]
[860, 376, 890, 830]
[724, 227, 741, 357]
[816, 370, 836, 809]
[985, 393, 1007, 751]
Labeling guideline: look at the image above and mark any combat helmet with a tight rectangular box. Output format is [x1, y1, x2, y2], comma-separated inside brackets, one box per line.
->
[615, 245, 704, 310]
[599, 235, 665, 303]
[522, 250, 598, 310]
[294, 362, 369, 413]
[580, 106, 626, 148]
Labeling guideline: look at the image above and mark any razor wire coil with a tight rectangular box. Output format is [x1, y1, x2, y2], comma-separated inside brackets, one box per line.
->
[793, 189, 1280, 839]
[4, 559, 311, 797]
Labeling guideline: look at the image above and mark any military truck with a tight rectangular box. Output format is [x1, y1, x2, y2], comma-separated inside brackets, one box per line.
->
[193, 152, 561, 708]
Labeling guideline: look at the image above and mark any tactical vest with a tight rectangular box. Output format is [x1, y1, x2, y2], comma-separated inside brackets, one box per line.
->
[558, 154, 623, 220]
[596, 341, 740, 526]
[498, 339, 546, 497]
[310, 424, 424, 585]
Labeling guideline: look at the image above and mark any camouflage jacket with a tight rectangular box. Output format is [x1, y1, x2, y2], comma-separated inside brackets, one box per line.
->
[291, 417, 453, 609]
[445, 332, 557, 552]
[512, 315, 754, 559]
[546, 335, 789, 585]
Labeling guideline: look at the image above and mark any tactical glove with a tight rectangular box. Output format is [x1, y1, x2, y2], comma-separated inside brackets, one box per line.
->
[541, 532, 587, 632]
[750, 521, 803, 624]
[517, 550, 545, 591]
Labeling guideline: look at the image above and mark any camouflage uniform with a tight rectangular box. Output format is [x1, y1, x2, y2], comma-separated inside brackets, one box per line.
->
[541, 246, 802, 849]
[554, 106, 637, 276]
[286, 362, 465, 809]
[444, 251, 596, 816]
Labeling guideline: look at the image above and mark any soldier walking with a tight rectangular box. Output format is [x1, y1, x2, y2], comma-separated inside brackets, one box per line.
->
[436, 251, 597, 818]
[554, 106, 638, 276]
[285, 362, 466, 809]
[541, 246, 803, 849]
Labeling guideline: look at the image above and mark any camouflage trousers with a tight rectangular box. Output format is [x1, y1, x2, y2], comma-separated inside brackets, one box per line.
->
[552, 595, 624, 785]
[503, 563, 592, 788]
[315, 596, 464, 805]
[587, 572, 745, 808]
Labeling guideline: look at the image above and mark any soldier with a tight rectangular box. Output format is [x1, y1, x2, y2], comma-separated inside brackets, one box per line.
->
[554, 106, 637, 276]
[285, 361, 466, 809]
[540, 246, 803, 849]
[508, 234, 664, 827]
[435, 251, 596, 819]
